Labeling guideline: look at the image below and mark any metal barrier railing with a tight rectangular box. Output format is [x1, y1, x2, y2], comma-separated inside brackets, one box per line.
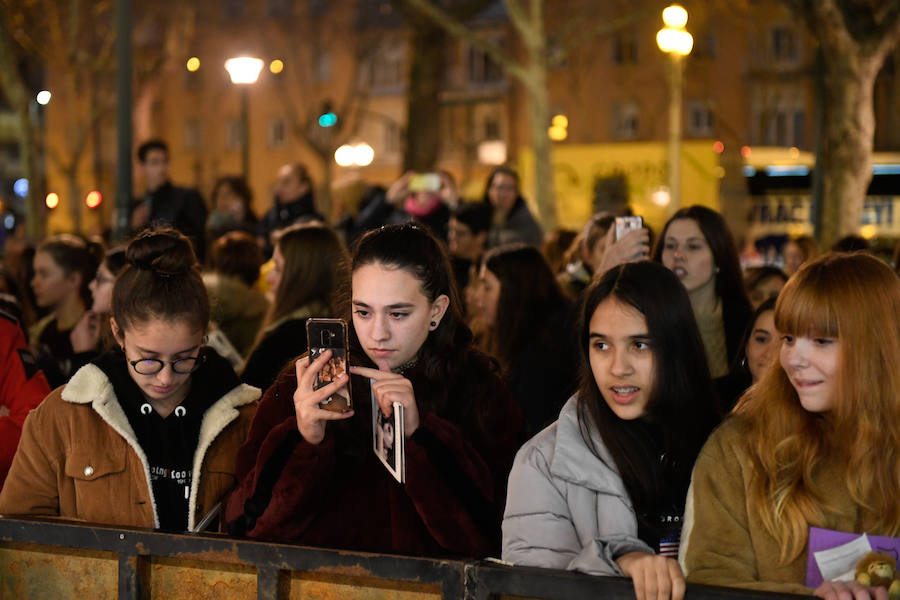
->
[0, 517, 810, 599]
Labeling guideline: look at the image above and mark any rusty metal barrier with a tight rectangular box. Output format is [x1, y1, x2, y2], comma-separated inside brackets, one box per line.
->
[0, 517, 809, 599]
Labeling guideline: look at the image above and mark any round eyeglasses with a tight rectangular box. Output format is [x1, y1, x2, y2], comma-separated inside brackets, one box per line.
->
[127, 354, 204, 375]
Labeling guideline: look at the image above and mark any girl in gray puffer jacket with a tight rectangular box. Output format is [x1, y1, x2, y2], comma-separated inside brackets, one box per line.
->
[502, 261, 719, 600]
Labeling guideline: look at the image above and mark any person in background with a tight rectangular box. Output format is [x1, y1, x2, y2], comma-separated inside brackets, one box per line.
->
[0, 304, 50, 489]
[227, 224, 522, 558]
[782, 235, 819, 276]
[29, 234, 100, 387]
[205, 176, 258, 248]
[557, 213, 615, 300]
[831, 235, 870, 254]
[383, 171, 458, 241]
[477, 244, 577, 437]
[653, 205, 752, 380]
[503, 261, 719, 600]
[743, 266, 787, 310]
[482, 166, 543, 249]
[0, 263, 36, 329]
[0, 228, 258, 532]
[714, 297, 779, 414]
[203, 231, 269, 358]
[241, 224, 348, 391]
[257, 163, 322, 258]
[131, 139, 208, 261]
[682, 253, 900, 599]
[541, 228, 578, 277]
[447, 202, 491, 297]
[69, 247, 128, 367]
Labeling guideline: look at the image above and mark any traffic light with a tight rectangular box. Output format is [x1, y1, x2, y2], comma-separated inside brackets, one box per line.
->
[318, 101, 337, 128]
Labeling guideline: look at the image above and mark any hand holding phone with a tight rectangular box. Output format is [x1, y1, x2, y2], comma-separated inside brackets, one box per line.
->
[292, 350, 353, 445]
[307, 318, 352, 413]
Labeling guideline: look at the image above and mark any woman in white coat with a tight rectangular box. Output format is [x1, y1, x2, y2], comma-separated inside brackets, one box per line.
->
[502, 261, 720, 600]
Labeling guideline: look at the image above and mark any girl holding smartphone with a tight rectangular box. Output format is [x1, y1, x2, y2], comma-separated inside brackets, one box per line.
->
[226, 224, 523, 558]
[0, 229, 258, 532]
[502, 261, 719, 600]
[682, 253, 900, 598]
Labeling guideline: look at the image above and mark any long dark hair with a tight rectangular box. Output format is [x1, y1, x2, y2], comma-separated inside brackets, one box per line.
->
[267, 224, 348, 325]
[112, 228, 209, 333]
[351, 224, 474, 412]
[481, 244, 569, 371]
[481, 166, 526, 215]
[651, 205, 752, 363]
[576, 261, 719, 538]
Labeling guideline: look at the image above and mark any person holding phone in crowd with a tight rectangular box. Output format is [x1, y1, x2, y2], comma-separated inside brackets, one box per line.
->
[502, 261, 719, 600]
[682, 253, 900, 599]
[0, 229, 258, 532]
[226, 223, 523, 558]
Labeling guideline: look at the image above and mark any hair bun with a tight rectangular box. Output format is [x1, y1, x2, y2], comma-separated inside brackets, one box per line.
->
[126, 228, 198, 277]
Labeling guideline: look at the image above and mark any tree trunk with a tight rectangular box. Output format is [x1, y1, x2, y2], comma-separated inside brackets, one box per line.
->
[403, 16, 447, 172]
[525, 69, 555, 230]
[819, 53, 879, 247]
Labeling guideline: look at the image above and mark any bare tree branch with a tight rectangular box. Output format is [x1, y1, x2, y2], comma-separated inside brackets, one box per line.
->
[553, 5, 658, 62]
[400, 0, 530, 82]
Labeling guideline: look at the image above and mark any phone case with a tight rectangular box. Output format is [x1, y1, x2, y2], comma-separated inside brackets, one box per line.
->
[306, 318, 352, 412]
[615, 216, 643, 240]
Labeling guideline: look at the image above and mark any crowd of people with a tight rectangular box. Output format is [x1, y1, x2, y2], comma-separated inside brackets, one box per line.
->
[2, 137, 900, 600]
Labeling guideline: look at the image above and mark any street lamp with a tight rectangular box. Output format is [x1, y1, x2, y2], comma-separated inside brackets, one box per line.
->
[656, 4, 693, 212]
[224, 56, 264, 180]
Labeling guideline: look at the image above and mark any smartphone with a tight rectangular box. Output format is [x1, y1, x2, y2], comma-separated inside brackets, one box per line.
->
[409, 173, 442, 193]
[306, 318, 352, 412]
[615, 216, 643, 241]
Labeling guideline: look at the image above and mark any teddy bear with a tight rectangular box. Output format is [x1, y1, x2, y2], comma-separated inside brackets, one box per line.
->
[855, 551, 900, 600]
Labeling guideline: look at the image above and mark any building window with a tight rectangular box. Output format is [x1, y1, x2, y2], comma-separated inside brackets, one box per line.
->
[225, 118, 244, 151]
[484, 115, 501, 140]
[771, 26, 798, 62]
[368, 40, 404, 90]
[184, 119, 201, 151]
[268, 117, 285, 148]
[267, 0, 291, 17]
[613, 32, 639, 65]
[383, 121, 400, 154]
[793, 110, 805, 147]
[687, 101, 715, 136]
[223, 0, 244, 19]
[613, 102, 639, 140]
[314, 51, 332, 82]
[468, 45, 504, 85]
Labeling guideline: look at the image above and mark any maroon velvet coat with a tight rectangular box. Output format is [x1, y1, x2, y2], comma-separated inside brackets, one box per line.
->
[225, 351, 523, 558]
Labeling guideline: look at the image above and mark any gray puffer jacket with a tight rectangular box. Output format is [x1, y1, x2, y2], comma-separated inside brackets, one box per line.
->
[501, 395, 653, 576]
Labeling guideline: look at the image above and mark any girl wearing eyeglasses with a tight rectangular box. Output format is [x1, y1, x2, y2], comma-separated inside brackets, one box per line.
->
[0, 229, 259, 532]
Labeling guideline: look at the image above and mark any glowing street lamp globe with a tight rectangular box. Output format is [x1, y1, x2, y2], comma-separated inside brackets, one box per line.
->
[224, 57, 264, 85]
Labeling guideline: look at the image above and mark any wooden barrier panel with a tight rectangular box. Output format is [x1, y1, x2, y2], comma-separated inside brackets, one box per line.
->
[0, 517, 810, 600]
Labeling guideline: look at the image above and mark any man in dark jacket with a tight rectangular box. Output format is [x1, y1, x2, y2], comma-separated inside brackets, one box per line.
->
[257, 163, 323, 258]
[131, 139, 208, 260]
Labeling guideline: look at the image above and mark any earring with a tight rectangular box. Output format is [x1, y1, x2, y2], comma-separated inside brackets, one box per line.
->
[430, 321, 437, 329]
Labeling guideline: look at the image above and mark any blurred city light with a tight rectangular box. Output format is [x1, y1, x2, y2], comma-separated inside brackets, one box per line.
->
[335, 143, 374, 167]
[741, 145, 752, 158]
[269, 59, 284, 74]
[477, 140, 507, 165]
[186, 57, 200, 72]
[13, 178, 28, 198]
[860, 224, 877, 240]
[335, 145, 355, 166]
[551, 114, 568, 129]
[651, 186, 671, 207]
[45, 193, 59, 209]
[224, 57, 264, 84]
[318, 112, 338, 127]
[3, 214, 14, 229]
[352, 143, 375, 166]
[713, 140, 724, 154]
[36, 90, 51, 105]
[662, 4, 688, 28]
[85, 191, 102, 209]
